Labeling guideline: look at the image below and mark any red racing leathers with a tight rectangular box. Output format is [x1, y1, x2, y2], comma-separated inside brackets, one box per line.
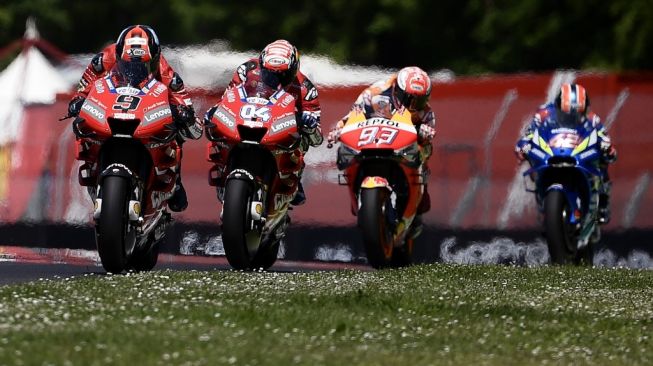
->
[72, 43, 202, 139]
[228, 58, 323, 147]
[70, 43, 203, 212]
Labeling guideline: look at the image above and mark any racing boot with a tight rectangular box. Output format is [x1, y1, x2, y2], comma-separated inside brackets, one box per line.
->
[290, 181, 306, 206]
[417, 186, 431, 214]
[598, 178, 611, 224]
[598, 193, 611, 224]
[168, 175, 188, 212]
[407, 214, 423, 240]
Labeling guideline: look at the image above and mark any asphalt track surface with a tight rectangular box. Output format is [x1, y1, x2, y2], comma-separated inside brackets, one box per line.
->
[0, 250, 371, 286]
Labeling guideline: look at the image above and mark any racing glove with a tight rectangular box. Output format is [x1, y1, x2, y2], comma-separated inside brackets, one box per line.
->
[300, 111, 319, 133]
[601, 142, 617, 163]
[514, 143, 531, 162]
[173, 105, 202, 140]
[68, 96, 85, 117]
[174, 105, 194, 127]
[204, 106, 217, 124]
[327, 121, 345, 146]
[299, 111, 323, 147]
[418, 124, 436, 142]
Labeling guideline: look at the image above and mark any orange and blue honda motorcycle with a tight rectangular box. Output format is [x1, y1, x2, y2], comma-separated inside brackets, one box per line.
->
[330, 109, 425, 268]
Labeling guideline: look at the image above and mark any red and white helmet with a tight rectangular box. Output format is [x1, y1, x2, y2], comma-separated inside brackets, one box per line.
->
[555, 83, 590, 125]
[259, 39, 299, 88]
[116, 25, 160, 64]
[393, 66, 432, 111]
[115, 25, 159, 86]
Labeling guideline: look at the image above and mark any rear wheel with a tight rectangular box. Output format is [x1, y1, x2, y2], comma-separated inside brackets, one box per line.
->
[544, 190, 575, 265]
[96, 176, 133, 273]
[359, 188, 393, 269]
[222, 179, 255, 270]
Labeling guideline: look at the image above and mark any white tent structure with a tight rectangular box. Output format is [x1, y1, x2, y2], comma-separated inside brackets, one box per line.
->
[0, 19, 70, 146]
[0, 19, 75, 220]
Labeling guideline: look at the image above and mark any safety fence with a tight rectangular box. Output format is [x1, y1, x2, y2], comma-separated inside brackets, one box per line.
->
[1, 70, 652, 261]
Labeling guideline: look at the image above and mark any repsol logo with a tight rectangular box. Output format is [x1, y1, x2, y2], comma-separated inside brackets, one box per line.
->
[144, 108, 171, 122]
[357, 118, 398, 128]
[82, 103, 105, 120]
[271, 119, 296, 133]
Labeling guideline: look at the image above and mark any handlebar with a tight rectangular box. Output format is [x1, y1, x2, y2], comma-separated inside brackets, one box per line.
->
[72, 118, 96, 139]
[150, 123, 179, 144]
[204, 121, 226, 143]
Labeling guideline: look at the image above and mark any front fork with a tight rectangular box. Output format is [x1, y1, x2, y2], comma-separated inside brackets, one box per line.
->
[358, 176, 400, 235]
[93, 163, 143, 226]
[223, 169, 267, 231]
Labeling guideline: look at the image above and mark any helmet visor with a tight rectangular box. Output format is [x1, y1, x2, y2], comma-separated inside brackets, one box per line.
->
[396, 87, 429, 111]
[556, 109, 582, 127]
[261, 67, 293, 89]
[116, 60, 150, 87]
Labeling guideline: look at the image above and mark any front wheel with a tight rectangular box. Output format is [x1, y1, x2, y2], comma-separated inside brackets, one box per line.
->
[221, 179, 256, 270]
[544, 190, 575, 265]
[359, 188, 394, 269]
[96, 176, 134, 273]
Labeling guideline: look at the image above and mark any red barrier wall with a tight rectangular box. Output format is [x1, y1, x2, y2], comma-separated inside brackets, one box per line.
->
[3, 71, 652, 230]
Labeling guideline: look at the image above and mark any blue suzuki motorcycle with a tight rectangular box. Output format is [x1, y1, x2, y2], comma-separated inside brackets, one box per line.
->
[523, 120, 603, 264]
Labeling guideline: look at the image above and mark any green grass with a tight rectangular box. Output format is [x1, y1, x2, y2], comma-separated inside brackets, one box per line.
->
[1, 264, 652, 365]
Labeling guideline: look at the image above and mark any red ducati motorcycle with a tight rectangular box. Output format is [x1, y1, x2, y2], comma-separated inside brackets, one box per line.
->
[72, 63, 181, 273]
[205, 83, 304, 270]
[331, 109, 425, 268]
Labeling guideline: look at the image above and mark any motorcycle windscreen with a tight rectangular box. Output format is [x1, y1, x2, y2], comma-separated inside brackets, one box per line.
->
[113, 60, 151, 87]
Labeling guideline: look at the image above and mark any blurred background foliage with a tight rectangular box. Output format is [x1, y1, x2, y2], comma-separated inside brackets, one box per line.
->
[0, 0, 651, 73]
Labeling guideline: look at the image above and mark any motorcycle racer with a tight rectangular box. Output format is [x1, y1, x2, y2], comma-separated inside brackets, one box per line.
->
[515, 83, 617, 223]
[66, 25, 202, 212]
[327, 66, 436, 232]
[205, 39, 323, 205]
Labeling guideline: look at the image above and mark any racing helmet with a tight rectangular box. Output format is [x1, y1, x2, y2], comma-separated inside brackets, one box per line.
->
[259, 39, 299, 89]
[393, 66, 432, 111]
[115, 25, 159, 86]
[554, 83, 590, 126]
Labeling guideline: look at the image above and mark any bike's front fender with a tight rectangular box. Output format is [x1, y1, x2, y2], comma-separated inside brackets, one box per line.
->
[360, 176, 392, 191]
[546, 184, 582, 225]
[96, 163, 141, 222]
[226, 168, 256, 183]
